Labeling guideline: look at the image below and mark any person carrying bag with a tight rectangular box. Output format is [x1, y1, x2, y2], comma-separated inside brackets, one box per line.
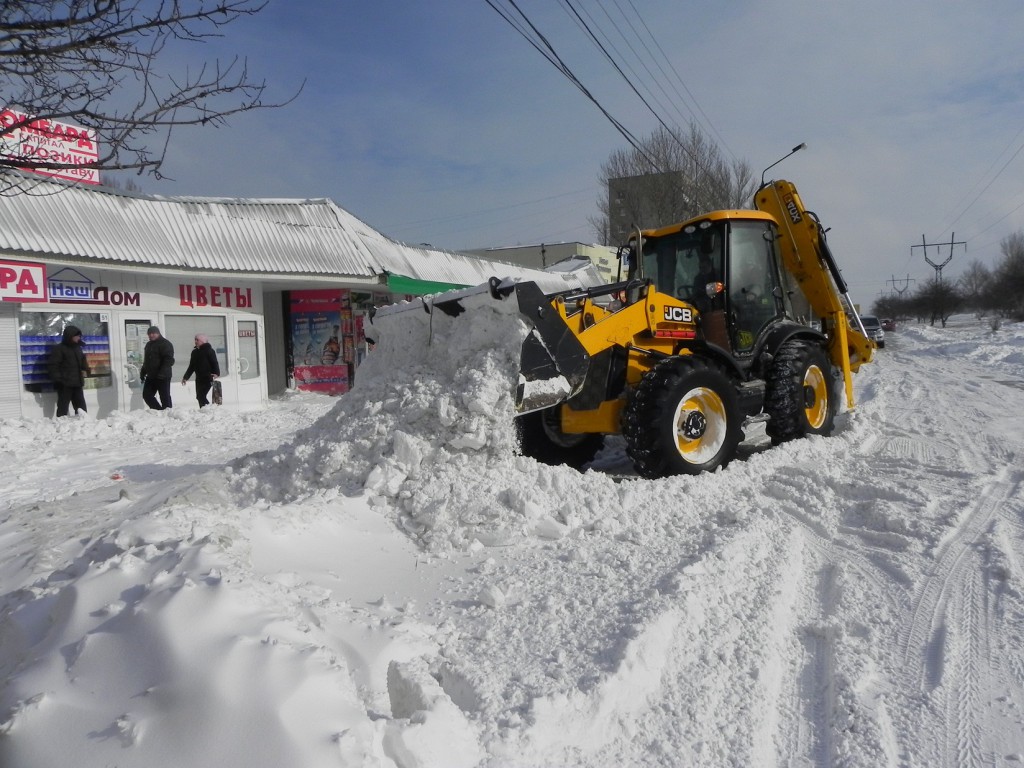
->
[181, 333, 221, 408]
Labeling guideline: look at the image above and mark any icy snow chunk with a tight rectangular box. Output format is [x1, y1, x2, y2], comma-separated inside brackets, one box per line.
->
[448, 425, 488, 451]
[364, 462, 408, 497]
[406, 496, 450, 532]
[392, 430, 423, 475]
[519, 374, 571, 411]
[478, 584, 507, 609]
[521, 500, 544, 521]
[385, 659, 484, 768]
[534, 516, 569, 540]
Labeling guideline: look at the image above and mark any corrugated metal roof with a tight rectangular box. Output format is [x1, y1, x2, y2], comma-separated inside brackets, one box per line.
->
[0, 171, 594, 290]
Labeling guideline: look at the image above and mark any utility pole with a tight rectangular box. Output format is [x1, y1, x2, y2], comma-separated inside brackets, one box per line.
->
[911, 233, 965, 282]
[887, 274, 914, 297]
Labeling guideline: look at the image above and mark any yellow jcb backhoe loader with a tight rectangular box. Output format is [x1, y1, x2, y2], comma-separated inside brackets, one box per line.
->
[375, 178, 875, 478]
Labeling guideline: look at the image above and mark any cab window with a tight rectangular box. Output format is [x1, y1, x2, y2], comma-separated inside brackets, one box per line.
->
[641, 225, 725, 304]
[728, 221, 781, 351]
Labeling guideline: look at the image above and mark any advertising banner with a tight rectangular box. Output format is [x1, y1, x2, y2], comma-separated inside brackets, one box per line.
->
[1, 109, 100, 185]
[290, 289, 350, 395]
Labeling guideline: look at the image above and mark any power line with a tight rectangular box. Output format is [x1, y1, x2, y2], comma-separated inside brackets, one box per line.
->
[484, 0, 658, 169]
[567, 0, 699, 142]
[616, 0, 735, 160]
[487, 0, 729, 186]
[930, 120, 1024, 264]
[555, 0, 690, 157]
[962, 189, 1024, 242]
[941, 138, 1024, 238]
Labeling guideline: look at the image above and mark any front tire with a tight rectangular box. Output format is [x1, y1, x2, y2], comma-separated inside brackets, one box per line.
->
[622, 356, 743, 478]
[516, 406, 604, 469]
[765, 340, 837, 444]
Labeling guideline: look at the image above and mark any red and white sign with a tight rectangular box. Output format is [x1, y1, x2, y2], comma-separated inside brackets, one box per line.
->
[0, 259, 47, 302]
[0, 108, 99, 185]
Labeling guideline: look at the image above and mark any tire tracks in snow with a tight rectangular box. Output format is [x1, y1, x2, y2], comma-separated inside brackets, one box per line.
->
[776, 517, 908, 768]
[896, 466, 1022, 768]
[853, 334, 1024, 766]
[781, 560, 836, 768]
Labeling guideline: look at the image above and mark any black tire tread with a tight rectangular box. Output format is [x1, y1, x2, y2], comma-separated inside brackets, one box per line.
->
[764, 339, 836, 444]
[621, 356, 742, 478]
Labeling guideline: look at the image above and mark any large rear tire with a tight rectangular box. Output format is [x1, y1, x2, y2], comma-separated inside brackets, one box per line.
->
[516, 406, 604, 469]
[765, 339, 837, 444]
[622, 356, 743, 478]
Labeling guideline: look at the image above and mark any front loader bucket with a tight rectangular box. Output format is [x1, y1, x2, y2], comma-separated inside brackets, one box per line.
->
[513, 281, 591, 414]
[369, 277, 595, 416]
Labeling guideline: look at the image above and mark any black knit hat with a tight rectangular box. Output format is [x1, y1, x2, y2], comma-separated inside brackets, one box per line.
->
[147, 326, 160, 334]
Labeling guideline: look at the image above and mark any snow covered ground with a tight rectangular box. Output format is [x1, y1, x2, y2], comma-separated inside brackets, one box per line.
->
[2, 306, 1024, 768]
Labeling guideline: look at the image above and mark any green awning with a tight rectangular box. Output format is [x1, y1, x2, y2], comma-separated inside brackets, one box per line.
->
[386, 273, 468, 296]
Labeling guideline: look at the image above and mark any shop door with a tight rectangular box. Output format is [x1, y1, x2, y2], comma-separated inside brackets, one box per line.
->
[231, 317, 267, 410]
[121, 318, 152, 410]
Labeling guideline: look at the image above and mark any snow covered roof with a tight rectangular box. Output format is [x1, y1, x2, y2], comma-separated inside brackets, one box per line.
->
[0, 171, 593, 289]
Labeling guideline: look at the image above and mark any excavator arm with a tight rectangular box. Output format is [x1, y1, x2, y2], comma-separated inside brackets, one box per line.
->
[754, 179, 874, 407]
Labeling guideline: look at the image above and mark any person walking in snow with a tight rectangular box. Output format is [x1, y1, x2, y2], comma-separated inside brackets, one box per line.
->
[140, 325, 175, 410]
[47, 325, 90, 417]
[181, 334, 221, 407]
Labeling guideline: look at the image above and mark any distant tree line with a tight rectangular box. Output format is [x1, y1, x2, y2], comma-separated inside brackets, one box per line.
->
[872, 230, 1024, 328]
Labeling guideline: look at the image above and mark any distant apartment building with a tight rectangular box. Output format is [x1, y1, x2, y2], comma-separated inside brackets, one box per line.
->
[608, 171, 688, 243]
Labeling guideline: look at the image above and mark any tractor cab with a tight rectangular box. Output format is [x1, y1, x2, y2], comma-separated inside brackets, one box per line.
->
[627, 210, 801, 354]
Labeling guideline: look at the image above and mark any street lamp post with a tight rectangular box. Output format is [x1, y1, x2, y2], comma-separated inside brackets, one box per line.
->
[759, 142, 807, 188]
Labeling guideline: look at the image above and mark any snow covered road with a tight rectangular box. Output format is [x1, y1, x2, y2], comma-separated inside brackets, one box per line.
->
[2, 315, 1024, 767]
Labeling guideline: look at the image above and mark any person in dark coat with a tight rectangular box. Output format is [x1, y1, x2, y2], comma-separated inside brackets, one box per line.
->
[47, 325, 90, 417]
[139, 326, 175, 410]
[181, 333, 221, 407]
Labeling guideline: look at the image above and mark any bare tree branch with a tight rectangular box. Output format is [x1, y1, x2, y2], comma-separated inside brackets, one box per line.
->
[594, 124, 756, 243]
[0, 0, 302, 188]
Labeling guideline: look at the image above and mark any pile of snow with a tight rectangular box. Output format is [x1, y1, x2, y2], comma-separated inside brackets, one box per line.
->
[231, 289, 625, 551]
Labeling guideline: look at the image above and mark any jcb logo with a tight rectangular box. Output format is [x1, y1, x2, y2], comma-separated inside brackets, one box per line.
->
[784, 194, 802, 224]
[663, 306, 693, 323]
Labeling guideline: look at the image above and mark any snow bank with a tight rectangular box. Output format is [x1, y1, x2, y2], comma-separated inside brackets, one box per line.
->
[231, 288, 625, 551]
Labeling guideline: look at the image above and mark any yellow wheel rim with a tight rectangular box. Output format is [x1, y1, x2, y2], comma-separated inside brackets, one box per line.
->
[803, 364, 828, 429]
[673, 386, 728, 463]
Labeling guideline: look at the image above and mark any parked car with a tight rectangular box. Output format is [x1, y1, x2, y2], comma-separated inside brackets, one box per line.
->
[860, 315, 885, 348]
[881, 318, 897, 332]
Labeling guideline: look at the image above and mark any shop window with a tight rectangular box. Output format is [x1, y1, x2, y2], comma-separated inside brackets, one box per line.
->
[19, 312, 112, 393]
[163, 315, 228, 381]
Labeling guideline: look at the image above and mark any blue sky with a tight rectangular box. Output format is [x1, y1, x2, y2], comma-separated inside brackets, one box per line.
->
[148, 0, 1024, 304]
